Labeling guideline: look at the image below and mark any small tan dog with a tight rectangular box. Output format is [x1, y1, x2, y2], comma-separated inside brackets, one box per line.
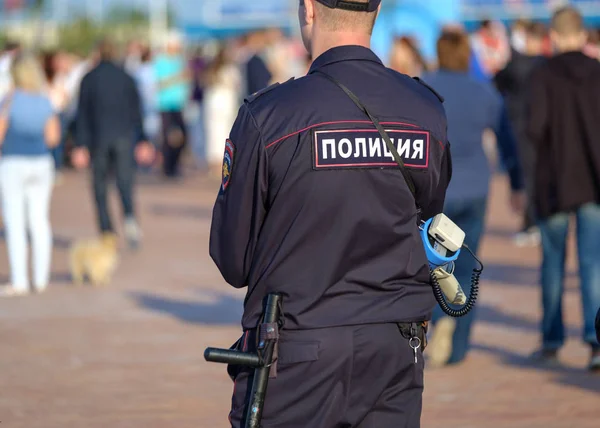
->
[69, 233, 119, 286]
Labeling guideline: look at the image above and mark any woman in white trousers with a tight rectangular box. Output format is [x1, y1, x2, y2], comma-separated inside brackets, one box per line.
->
[0, 53, 61, 296]
[204, 45, 242, 175]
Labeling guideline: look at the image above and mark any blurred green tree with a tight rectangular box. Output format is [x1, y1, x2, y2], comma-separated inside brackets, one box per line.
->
[56, 7, 152, 56]
[57, 18, 104, 57]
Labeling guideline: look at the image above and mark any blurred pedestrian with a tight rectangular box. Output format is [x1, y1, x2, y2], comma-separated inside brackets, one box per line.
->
[264, 27, 299, 82]
[526, 6, 600, 371]
[54, 50, 96, 171]
[71, 39, 155, 250]
[0, 53, 61, 296]
[42, 50, 70, 182]
[471, 19, 511, 78]
[134, 45, 160, 150]
[584, 28, 600, 60]
[204, 44, 242, 177]
[0, 41, 21, 101]
[154, 32, 191, 178]
[187, 45, 208, 169]
[390, 35, 427, 77]
[241, 30, 272, 96]
[423, 30, 525, 368]
[124, 39, 144, 75]
[495, 22, 547, 247]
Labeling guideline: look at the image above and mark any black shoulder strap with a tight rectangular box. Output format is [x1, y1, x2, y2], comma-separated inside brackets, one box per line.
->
[312, 70, 419, 207]
[245, 77, 295, 104]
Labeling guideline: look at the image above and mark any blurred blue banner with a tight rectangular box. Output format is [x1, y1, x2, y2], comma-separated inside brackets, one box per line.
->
[180, 0, 600, 42]
[462, 0, 600, 21]
[180, 0, 295, 40]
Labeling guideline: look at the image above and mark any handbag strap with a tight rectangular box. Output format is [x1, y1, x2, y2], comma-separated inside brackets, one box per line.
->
[312, 70, 420, 215]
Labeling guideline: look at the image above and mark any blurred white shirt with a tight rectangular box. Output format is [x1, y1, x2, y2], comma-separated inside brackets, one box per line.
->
[0, 53, 14, 102]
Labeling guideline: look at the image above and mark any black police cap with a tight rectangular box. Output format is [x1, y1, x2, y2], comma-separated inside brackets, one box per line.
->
[315, 0, 381, 12]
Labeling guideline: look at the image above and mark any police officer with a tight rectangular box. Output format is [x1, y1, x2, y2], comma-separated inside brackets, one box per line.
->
[210, 1, 452, 426]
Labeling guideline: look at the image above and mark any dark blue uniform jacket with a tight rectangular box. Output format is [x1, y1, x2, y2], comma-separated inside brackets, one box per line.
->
[210, 46, 452, 330]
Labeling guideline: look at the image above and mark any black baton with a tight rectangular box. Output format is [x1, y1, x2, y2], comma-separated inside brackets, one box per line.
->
[205, 293, 283, 428]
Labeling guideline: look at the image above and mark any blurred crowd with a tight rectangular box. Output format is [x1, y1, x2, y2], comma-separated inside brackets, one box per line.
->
[0, 28, 307, 179]
[0, 5, 598, 370]
[0, 27, 308, 296]
[396, 9, 600, 372]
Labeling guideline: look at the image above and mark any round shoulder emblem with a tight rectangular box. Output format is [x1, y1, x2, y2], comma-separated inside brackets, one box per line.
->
[222, 139, 235, 192]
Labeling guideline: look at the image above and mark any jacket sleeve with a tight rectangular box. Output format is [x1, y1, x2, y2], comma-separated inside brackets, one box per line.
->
[75, 74, 92, 149]
[209, 103, 269, 288]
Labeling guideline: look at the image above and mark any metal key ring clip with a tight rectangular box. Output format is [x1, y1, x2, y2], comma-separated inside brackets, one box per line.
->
[409, 337, 421, 350]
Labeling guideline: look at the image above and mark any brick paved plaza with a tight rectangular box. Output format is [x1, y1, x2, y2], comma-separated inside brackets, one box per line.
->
[0, 170, 598, 428]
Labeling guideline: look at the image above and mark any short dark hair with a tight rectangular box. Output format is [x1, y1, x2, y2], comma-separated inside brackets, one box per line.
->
[314, 0, 378, 35]
[96, 38, 118, 62]
[526, 22, 547, 40]
[437, 30, 471, 72]
[552, 6, 584, 36]
[480, 19, 492, 30]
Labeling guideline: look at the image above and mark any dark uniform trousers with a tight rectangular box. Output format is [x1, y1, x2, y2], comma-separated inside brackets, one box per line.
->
[91, 139, 136, 233]
[229, 323, 424, 428]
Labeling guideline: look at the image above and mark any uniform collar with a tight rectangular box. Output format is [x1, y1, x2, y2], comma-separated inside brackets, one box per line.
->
[309, 45, 383, 73]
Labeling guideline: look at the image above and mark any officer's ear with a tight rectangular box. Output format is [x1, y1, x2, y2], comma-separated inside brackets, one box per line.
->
[302, 0, 315, 26]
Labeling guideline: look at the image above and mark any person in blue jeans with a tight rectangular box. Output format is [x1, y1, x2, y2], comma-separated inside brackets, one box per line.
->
[537, 206, 600, 357]
[527, 7, 600, 371]
[423, 29, 524, 367]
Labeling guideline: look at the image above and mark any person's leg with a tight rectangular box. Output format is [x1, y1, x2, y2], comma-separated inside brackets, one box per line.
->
[0, 158, 29, 291]
[537, 211, 570, 351]
[24, 156, 54, 291]
[428, 198, 487, 366]
[575, 203, 600, 351]
[114, 140, 141, 249]
[428, 200, 466, 367]
[51, 114, 69, 172]
[520, 135, 537, 232]
[91, 147, 114, 233]
[446, 197, 488, 364]
[170, 110, 188, 176]
[114, 140, 136, 219]
[51, 142, 63, 171]
[161, 112, 176, 177]
[194, 102, 207, 168]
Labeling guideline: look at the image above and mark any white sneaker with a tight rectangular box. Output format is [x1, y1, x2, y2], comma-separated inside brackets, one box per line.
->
[427, 317, 456, 368]
[0, 284, 30, 297]
[124, 217, 142, 250]
[514, 227, 541, 248]
[34, 284, 48, 293]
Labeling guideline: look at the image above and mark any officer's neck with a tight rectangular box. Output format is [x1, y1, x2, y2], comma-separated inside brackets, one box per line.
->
[311, 32, 371, 60]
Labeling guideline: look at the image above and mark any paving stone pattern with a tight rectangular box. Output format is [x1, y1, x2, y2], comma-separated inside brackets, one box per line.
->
[0, 171, 598, 427]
